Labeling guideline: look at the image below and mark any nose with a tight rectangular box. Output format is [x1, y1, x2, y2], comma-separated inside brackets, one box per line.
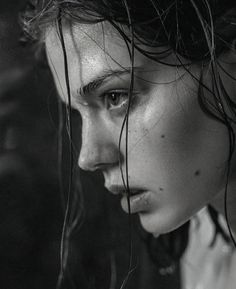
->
[78, 114, 118, 172]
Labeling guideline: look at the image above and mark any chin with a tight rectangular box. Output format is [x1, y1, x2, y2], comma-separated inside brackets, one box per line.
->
[139, 211, 191, 236]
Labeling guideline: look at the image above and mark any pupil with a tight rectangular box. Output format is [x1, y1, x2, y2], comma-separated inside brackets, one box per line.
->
[111, 93, 118, 104]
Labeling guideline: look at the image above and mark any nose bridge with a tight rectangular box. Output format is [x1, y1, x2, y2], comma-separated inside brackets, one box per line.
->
[78, 112, 117, 171]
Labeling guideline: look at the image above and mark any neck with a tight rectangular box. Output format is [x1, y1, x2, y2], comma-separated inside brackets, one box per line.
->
[210, 178, 236, 240]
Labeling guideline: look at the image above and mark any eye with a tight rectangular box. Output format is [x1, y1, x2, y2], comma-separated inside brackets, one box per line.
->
[102, 90, 129, 111]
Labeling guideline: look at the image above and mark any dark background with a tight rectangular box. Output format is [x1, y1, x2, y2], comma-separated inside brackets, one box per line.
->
[0, 2, 180, 288]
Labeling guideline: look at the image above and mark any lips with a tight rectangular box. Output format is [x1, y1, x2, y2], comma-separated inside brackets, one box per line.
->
[105, 184, 143, 196]
[121, 191, 152, 213]
[105, 184, 152, 214]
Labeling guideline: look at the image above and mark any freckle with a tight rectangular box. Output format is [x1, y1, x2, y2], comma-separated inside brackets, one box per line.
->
[159, 187, 164, 191]
[194, 170, 201, 176]
[161, 134, 165, 138]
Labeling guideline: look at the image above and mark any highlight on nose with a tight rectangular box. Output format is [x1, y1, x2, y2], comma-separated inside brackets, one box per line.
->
[78, 148, 99, 171]
[78, 141, 120, 172]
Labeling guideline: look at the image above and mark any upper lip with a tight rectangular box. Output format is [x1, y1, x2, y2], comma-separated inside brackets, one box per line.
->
[105, 184, 143, 196]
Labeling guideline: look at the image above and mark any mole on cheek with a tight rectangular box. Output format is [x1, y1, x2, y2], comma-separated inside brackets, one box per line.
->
[159, 187, 164, 191]
[194, 170, 201, 176]
[161, 134, 165, 139]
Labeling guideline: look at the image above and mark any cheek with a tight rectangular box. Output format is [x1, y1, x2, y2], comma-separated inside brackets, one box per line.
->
[128, 82, 228, 197]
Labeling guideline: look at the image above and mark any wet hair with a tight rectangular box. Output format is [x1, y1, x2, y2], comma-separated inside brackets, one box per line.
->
[21, 0, 236, 288]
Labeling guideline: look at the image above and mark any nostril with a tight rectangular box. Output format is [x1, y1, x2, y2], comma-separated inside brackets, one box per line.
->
[94, 162, 118, 171]
[78, 149, 119, 172]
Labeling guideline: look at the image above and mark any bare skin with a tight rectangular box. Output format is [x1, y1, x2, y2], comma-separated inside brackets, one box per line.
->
[45, 22, 236, 237]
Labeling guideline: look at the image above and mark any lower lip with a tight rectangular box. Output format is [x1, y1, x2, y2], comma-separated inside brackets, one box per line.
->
[120, 191, 152, 213]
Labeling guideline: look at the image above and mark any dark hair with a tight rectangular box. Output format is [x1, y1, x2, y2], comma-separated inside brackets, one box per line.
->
[21, 0, 236, 288]
[22, 0, 236, 153]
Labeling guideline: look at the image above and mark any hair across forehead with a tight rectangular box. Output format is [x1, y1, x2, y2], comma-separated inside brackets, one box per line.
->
[22, 0, 236, 62]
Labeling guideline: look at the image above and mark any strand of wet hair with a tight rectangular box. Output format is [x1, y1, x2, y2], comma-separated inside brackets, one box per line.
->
[117, 1, 139, 289]
[57, 93, 66, 209]
[210, 61, 236, 248]
[207, 206, 231, 246]
[57, 9, 75, 288]
[224, 159, 236, 248]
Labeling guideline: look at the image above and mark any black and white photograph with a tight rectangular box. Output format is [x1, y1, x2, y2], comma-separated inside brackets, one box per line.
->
[0, 1, 236, 288]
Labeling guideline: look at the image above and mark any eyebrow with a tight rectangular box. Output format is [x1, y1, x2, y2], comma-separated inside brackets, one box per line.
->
[77, 67, 135, 99]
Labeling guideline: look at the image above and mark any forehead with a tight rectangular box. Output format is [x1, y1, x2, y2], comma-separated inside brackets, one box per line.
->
[50, 22, 125, 59]
[45, 22, 133, 101]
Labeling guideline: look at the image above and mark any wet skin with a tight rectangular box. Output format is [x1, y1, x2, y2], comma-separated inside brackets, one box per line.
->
[45, 22, 236, 236]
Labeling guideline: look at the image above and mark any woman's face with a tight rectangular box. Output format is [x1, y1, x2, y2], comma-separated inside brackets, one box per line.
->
[46, 22, 230, 235]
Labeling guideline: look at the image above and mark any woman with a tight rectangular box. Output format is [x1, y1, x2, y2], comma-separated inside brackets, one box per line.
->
[22, 0, 236, 288]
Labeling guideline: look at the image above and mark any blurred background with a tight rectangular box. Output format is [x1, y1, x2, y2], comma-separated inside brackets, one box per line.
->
[0, 2, 181, 288]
